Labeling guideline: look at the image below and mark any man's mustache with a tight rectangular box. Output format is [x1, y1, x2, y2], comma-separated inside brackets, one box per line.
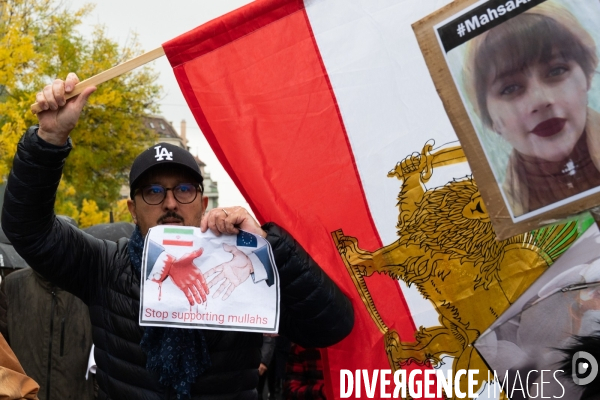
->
[157, 211, 185, 225]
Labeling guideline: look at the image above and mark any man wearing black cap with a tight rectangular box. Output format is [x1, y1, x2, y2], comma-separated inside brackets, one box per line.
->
[1, 73, 354, 399]
[127, 142, 211, 305]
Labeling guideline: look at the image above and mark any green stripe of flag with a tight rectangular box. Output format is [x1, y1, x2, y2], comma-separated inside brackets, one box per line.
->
[163, 228, 194, 235]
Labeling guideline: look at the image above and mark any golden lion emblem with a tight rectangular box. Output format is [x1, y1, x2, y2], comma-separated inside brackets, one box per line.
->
[333, 142, 582, 399]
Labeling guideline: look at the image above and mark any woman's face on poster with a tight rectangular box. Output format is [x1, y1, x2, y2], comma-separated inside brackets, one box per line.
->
[485, 56, 589, 162]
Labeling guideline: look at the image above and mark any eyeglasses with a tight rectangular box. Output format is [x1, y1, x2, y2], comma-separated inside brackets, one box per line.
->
[137, 183, 201, 205]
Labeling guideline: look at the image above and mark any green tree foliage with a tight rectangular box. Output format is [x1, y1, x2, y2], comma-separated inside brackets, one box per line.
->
[0, 0, 161, 221]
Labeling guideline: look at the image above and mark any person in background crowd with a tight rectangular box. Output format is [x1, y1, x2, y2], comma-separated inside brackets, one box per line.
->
[0, 332, 39, 400]
[268, 335, 291, 400]
[0, 267, 95, 400]
[283, 343, 326, 400]
[0, 216, 94, 400]
[258, 335, 276, 399]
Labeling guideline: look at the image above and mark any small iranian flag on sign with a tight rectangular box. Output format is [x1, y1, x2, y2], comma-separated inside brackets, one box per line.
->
[162, 227, 195, 247]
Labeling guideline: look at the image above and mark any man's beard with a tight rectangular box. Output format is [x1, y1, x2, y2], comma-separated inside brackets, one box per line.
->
[157, 211, 185, 225]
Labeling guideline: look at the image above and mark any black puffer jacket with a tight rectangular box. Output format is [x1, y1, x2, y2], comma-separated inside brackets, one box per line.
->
[1, 128, 354, 400]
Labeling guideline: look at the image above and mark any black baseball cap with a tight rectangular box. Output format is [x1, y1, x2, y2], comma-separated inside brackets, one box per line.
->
[129, 142, 203, 199]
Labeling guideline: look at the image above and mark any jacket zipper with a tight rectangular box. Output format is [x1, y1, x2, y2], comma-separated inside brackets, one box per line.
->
[46, 290, 56, 400]
[60, 318, 65, 356]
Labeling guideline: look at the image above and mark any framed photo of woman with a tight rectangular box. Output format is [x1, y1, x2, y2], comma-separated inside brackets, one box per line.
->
[415, 0, 600, 239]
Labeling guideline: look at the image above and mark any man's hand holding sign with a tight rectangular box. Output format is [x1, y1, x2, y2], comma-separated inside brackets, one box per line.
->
[201, 206, 267, 238]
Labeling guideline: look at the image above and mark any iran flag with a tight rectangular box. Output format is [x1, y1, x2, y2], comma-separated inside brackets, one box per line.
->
[163, 0, 464, 398]
[162, 227, 195, 247]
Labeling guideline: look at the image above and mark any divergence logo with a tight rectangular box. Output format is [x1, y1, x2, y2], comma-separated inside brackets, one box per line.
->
[572, 351, 598, 386]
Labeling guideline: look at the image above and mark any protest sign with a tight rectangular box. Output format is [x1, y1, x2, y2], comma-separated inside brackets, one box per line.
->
[139, 227, 279, 332]
[414, 0, 600, 239]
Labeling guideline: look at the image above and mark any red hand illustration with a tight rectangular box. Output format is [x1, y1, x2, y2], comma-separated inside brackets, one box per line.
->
[153, 249, 208, 306]
[151, 254, 174, 283]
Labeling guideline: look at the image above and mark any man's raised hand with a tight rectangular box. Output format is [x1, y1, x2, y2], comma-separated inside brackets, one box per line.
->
[36, 72, 96, 146]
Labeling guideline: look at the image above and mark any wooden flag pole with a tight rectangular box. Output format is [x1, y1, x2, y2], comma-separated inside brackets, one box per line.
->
[30, 46, 166, 114]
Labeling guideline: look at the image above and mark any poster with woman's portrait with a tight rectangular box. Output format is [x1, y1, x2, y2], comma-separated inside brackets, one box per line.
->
[414, 0, 600, 239]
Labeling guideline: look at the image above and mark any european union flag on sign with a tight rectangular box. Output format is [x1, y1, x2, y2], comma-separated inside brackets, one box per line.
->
[237, 231, 258, 247]
[236, 231, 274, 287]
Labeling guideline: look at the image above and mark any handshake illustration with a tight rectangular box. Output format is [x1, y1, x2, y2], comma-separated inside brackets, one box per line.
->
[151, 243, 257, 306]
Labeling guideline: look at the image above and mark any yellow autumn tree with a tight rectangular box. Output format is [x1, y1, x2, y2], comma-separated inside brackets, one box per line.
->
[55, 181, 132, 227]
[78, 199, 109, 228]
[0, 0, 160, 217]
[113, 198, 134, 224]
[55, 179, 80, 221]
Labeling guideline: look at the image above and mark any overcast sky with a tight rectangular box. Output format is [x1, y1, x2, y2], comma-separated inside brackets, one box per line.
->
[69, 0, 254, 208]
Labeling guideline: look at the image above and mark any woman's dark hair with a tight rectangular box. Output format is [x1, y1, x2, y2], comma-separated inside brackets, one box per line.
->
[471, 12, 597, 128]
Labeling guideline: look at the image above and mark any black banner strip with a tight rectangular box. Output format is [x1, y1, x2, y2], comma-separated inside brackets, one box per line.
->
[437, 0, 549, 53]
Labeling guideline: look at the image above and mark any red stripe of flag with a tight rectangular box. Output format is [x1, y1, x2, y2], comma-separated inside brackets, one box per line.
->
[162, 240, 194, 247]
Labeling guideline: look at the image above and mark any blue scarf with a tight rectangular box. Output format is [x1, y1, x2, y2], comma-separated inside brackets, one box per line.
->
[129, 226, 211, 399]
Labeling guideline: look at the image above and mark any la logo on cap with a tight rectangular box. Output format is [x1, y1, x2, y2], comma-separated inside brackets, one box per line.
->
[154, 145, 173, 161]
